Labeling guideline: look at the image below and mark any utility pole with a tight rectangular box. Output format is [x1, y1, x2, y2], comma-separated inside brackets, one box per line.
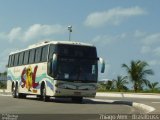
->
[68, 25, 72, 41]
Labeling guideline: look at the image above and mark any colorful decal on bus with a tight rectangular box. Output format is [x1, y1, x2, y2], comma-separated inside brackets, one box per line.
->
[21, 65, 39, 91]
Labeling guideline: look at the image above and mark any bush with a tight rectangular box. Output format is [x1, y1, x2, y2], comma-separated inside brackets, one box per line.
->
[0, 81, 7, 89]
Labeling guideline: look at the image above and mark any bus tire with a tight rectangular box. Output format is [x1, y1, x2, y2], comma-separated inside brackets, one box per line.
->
[15, 84, 19, 98]
[42, 86, 50, 102]
[72, 97, 83, 103]
[19, 93, 26, 99]
[12, 83, 19, 98]
[12, 84, 16, 98]
[37, 95, 41, 100]
[13, 83, 25, 99]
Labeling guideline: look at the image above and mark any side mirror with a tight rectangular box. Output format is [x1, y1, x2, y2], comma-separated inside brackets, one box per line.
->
[47, 61, 52, 75]
[99, 57, 105, 73]
[52, 54, 58, 77]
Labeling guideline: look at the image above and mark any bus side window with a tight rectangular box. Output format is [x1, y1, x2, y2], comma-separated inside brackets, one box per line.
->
[49, 44, 55, 60]
[18, 52, 24, 66]
[8, 56, 11, 67]
[23, 51, 29, 65]
[10, 55, 13, 67]
[14, 54, 19, 66]
[35, 47, 42, 63]
[41, 45, 48, 62]
[29, 49, 35, 64]
[11, 55, 15, 67]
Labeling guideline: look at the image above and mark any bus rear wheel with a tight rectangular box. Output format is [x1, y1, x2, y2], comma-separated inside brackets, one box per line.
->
[19, 93, 26, 99]
[12, 84, 26, 99]
[12, 84, 19, 98]
[12, 85, 16, 98]
[41, 86, 50, 102]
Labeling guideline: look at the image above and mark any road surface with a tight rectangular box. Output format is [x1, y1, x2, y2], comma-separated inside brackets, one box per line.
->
[0, 94, 159, 120]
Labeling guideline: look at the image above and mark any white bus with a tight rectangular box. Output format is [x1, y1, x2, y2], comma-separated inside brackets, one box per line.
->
[7, 41, 105, 102]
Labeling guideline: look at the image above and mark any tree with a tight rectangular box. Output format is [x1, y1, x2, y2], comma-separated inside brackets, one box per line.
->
[0, 81, 6, 88]
[105, 80, 115, 90]
[0, 71, 7, 80]
[0, 71, 7, 89]
[148, 81, 159, 92]
[3, 71, 7, 76]
[122, 60, 154, 92]
[98, 82, 107, 91]
[114, 76, 128, 92]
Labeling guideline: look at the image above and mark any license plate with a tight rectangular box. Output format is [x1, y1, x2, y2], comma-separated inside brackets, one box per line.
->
[74, 92, 81, 95]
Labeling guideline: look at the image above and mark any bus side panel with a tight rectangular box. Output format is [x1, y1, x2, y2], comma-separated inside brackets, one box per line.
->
[7, 62, 54, 96]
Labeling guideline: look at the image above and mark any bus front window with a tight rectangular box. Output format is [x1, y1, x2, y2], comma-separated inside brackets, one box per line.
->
[56, 58, 98, 82]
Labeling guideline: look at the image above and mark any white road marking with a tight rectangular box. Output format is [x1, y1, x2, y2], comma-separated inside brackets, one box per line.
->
[152, 102, 160, 104]
[0, 94, 12, 96]
[27, 95, 37, 98]
[0, 94, 38, 98]
[89, 98, 115, 103]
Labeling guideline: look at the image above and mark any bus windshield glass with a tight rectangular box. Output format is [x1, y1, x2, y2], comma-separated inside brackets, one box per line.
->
[56, 58, 98, 82]
[49, 44, 99, 82]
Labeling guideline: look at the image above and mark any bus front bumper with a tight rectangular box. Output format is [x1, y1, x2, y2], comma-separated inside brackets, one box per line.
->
[54, 88, 96, 97]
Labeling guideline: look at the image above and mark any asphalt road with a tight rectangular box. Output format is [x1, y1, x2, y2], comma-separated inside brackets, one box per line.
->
[0, 95, 140, 114]
[96, 96, 160, 114]
[0, 94, 159, 120]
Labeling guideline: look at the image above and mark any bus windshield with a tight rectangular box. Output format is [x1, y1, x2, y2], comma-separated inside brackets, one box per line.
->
[56, 58, 98, 82]
[49, 44, 99, 82]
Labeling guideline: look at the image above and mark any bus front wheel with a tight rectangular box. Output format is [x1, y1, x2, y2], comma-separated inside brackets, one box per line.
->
[72, 97, 83, 103]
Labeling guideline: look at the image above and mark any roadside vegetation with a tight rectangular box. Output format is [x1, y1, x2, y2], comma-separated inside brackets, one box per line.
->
[0, 71, 7, 89]
[0, 81, 6, 89]
[98, 60, 160, 93]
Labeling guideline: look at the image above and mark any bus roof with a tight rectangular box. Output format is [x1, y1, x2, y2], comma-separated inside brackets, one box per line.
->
[9, 40, 95, 55]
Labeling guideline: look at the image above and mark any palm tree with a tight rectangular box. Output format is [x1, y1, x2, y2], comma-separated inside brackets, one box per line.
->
[114, 76, 128, 92]
[122, 60, 154, 92]
[148, 81, 159, 92]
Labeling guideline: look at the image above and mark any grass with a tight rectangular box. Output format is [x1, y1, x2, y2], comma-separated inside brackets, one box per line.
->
[97, 89, 160, 93]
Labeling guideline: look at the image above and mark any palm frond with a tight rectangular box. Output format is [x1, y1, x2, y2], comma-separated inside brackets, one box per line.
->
[122, 60, 154, 92]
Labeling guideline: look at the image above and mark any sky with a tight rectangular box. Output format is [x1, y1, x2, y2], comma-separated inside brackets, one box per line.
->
[0, 0, 160, 85]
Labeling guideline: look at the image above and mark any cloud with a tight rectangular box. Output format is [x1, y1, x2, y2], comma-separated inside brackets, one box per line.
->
[134, 30, 147, 38]
[84, 6, 146, 27]
[153, 47, 160, 57]
[92, 35, 113, 45]
[8, 27, 22, 42]
[3, 24, 66, 43]
[141, 46, 151, 54]
[91, 33, 127, 46]
[23, 24, 65, 41]
[148, 60, 160, 66]
[142, 33, 160, 45]
[139, 32, 160, 57]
